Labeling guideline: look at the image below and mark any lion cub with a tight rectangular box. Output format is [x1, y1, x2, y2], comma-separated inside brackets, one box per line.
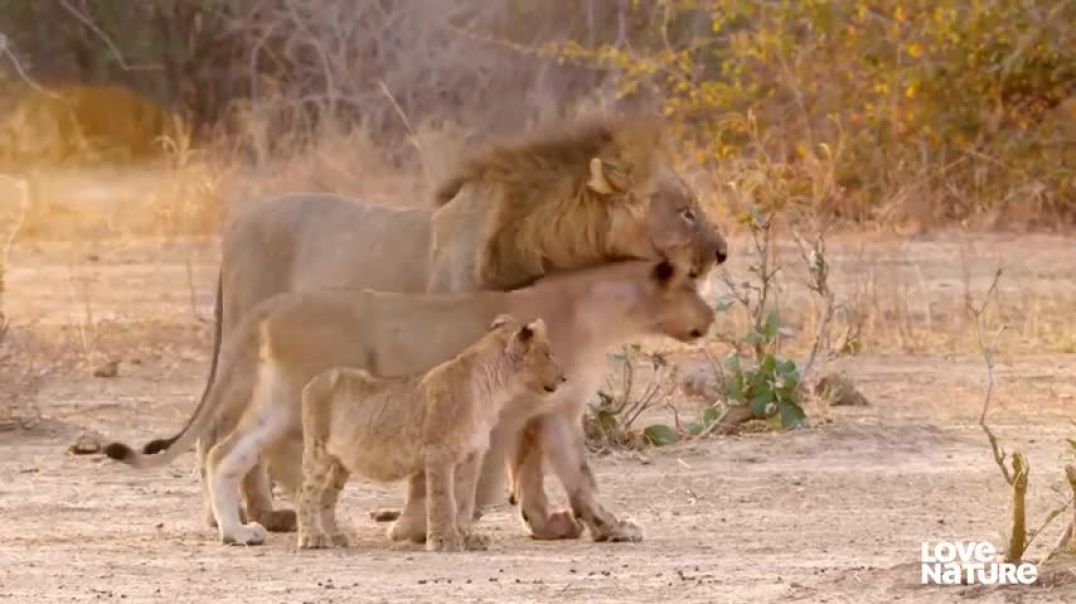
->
[296, 315, 564, 552]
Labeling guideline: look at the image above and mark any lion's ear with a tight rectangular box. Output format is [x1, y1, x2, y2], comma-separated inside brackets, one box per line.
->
[516, 325, 534, 343]
[526, 318, 547, 338]
[651, 259, 676, 286]
[490, 314, 517, 331]
[587, 157, 629, 195]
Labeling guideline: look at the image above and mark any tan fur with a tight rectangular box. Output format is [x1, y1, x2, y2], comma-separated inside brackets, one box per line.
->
[103, 258, 715, 545]
[297, 317, 564, 552]
[431, 120, 669, 289]
[178, 118, 727, 534]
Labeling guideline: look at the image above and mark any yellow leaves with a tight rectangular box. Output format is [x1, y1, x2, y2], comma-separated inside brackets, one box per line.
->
[907, 42, 923, 58]
[894, 5, 906, 22]
[905, 84, 917, 99]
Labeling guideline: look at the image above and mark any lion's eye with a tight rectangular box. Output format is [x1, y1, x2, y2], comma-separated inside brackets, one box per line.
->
[679, 208, 696, 224]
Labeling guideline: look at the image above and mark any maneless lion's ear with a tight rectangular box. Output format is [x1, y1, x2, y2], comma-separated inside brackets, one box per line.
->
[516, 324, 534, 344]
[587, 157, 629, 195]
[526, 318, 546, 338]
[651, 259, 676, 286]
[490, 314, 516, 330]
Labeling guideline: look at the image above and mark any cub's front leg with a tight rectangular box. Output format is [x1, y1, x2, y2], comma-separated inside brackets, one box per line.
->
[424, 449, 464, 552]
[453, 451, 490, 551]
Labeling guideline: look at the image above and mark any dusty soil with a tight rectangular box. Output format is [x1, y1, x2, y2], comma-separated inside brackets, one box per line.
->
[2, 234, 1075, 603]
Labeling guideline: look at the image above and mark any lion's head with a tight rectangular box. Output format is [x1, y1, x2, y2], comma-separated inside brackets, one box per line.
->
[489, 315, 566, 395]
[433, 119, 728, 290]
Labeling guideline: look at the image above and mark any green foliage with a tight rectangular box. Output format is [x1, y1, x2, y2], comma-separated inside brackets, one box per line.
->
[547, 0, 1076, 223]
[643, 424, 679, 446]
[719, 311, 806, 430]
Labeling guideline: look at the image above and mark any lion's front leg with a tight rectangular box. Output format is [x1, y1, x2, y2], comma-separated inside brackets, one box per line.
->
[535, 413, 643, 543]
[453, 451, 490, 551]
[424, 451, 464, 552]
[387, 473, 428, 543]
[241, 462, 297, 533]
[507, 417, 585, 538]
[509, 418, 583, 540]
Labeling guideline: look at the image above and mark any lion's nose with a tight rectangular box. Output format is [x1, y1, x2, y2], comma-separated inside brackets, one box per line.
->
[689, 328, 703, 338]
[715, 245, 728, 264]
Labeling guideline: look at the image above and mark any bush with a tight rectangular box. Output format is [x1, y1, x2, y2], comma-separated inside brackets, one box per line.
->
[548, 0, 1076, 225]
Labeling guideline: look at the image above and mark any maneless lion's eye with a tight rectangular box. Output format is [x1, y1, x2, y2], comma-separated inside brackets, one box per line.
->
[680, 207, 696, 224]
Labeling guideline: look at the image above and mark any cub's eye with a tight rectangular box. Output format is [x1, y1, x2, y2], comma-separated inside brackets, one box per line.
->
[679, 207, 696, 224]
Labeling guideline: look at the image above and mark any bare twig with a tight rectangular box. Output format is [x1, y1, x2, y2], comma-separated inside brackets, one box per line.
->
[1046, 465, 1076, 561]
[377, 79, 430, 182]
[0, 175, 30, 339]
[792, 228, 836, 384]
[0, 32, 59, 97]
[58, 0, 161, 71]
[970, 269, 1011, 484]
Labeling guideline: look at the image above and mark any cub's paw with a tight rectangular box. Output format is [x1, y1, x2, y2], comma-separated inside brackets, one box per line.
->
[591, 518, 643, 543]
[387, 515, 427, 544]
[298, 531, 348, 549]
[426, 531, 464, 553]
[221, 522, 268, 546]
[529, 510, 584, 540]
[259, 509, 298, 533]
[463, 532, 491, 551]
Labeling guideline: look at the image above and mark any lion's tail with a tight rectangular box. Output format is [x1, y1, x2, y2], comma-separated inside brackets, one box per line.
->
[104, 271, 226, 470]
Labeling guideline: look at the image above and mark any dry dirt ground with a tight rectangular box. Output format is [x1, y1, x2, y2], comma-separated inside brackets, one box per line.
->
[2, 233, 1075, 603]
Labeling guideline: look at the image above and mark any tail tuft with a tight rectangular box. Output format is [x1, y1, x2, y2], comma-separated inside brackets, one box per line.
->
[103, 442, 134, 462]
[142, 437, 175, 455]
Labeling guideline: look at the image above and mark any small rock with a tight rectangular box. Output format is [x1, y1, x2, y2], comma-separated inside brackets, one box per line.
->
[368, 509, 400, 522]
[815, 374, 868, 407]
[93, 359, 120, 379]
[68, 431, 104, 455]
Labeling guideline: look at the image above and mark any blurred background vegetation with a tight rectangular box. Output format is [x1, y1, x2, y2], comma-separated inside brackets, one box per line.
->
[0, 0, 1073, 228]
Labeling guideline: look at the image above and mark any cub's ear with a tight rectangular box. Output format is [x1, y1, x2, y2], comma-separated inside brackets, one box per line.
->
[651, 259, 676, 286]
[526, 318, 547, 338]
[490, 314, 517, 330]
[516, 324, 534, 343]
[587, 157, 630, 195]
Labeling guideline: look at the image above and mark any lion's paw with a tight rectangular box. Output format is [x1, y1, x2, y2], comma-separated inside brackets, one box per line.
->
[387, 515, 427, 544]
[259, 509, 298, 533]
[591, 518, 643, 543]
[463, 532, 491, 551]
[298, 531, 348, 549]
[221, 522, 267, 546]
[426, 531, 464, 553]
[529, 510, 584, 540]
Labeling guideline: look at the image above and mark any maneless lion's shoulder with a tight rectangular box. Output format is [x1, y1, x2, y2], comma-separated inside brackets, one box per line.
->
[432, 118, 666, 207]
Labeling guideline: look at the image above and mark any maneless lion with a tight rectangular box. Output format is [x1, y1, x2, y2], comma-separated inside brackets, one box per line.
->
[103, 257, 715, 546]
[297, 315, 564, 552]
[189, 119, 729, 538]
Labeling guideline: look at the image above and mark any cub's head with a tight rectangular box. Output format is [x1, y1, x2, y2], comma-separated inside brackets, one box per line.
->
[491, 315, 566, 395]
[635, 257, 716, 342]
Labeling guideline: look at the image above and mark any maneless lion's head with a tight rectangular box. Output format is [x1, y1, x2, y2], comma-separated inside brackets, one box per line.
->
[434, 119, 728, 290]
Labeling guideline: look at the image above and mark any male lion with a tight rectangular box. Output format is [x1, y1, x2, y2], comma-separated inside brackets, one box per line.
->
[104, 258, 715, 546]
[192, 119, 728, 537]
[298, 315, 564, 552]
